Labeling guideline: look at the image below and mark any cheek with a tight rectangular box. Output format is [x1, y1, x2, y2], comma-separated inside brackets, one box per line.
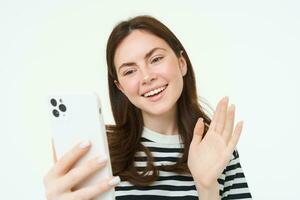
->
[160, 61, 182, 81]
[120, 79, 140, 96]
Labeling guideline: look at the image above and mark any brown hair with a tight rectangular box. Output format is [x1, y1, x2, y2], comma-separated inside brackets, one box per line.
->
[105, 15, 212, 186]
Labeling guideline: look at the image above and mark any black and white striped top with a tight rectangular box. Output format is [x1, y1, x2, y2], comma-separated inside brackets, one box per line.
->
[115, 127, 252, 200]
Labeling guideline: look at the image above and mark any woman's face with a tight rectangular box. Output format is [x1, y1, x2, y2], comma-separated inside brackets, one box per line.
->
[114, 30, 187, 116]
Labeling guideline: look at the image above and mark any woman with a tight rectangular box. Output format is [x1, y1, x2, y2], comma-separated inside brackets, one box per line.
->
[44, 15, 252, 200]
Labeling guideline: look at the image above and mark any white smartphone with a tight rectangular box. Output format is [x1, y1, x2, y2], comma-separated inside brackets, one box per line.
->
[47, 92, 115, 200]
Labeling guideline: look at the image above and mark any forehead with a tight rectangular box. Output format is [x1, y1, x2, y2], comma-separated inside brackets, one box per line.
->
[114, 30, 170, 66]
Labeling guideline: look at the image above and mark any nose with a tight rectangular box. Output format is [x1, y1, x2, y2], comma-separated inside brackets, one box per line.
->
[141, 67, 157, 85]
[142, 74, 157, 85]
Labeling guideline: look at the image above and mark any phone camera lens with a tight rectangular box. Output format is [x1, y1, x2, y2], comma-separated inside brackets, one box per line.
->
[50, 98, 57, 106]
[59, 104, 67, 112]
[52, 109, 59, 117]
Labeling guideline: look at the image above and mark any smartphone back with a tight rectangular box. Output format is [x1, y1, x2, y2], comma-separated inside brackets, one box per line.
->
[47, 93, 115, 200]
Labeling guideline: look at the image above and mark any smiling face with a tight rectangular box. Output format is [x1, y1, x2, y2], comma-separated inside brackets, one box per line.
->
[114, 29, 187, 117]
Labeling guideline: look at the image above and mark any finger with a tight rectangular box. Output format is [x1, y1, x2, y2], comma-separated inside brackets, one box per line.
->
[61, 155, 108, 190]
[52, 140, 91, 177]
[215, 96, 229, 134]
[209, 97, 226, 131]
[192, 118, 204, 144]
[70, 176, 121, 200]
[223, 104, 235, 144]
[52, 138, 57, 163]
[227, 121, 243, 152]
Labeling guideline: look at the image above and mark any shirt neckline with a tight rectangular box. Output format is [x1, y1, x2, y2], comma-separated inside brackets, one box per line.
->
[142, 126, 182, 144]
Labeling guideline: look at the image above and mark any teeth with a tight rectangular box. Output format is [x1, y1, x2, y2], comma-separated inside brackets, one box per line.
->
[144, 85, 166, 97]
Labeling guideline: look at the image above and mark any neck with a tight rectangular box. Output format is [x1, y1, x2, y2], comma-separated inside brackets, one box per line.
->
[142, 105, 178, 135]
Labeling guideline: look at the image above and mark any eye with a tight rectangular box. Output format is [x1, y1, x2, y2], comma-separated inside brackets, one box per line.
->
[123, 69, 135, 76]
[151, 56, 163, 64]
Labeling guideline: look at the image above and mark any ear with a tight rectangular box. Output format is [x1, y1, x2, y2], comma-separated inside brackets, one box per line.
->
[178, 51, 187, 76]
[114, 80, 124, 93]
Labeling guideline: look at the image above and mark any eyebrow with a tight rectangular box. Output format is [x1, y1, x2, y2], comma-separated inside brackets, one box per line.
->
[117, 47, 166, 72]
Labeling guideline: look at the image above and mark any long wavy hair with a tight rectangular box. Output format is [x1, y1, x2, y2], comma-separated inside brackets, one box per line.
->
[105, 15, 212, 186]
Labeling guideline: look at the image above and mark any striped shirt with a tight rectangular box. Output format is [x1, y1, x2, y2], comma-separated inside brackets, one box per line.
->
[115, 127, 252, 199]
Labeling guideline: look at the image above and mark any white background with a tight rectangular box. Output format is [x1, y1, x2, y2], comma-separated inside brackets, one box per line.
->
[1, 0, 299, 199]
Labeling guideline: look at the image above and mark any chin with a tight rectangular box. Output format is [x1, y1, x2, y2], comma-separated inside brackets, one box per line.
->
[142, 102, 177, 116]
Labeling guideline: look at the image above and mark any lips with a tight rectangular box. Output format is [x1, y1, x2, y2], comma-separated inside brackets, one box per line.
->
[143, 84, 167, 102]
[141, 84, 168, 97]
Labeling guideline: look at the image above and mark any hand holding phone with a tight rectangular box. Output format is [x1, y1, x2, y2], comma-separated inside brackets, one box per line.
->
[44, 93, 119, 200]
[43, 140, 120, 200]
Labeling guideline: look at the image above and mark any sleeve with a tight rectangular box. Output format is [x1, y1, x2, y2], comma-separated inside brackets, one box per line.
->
[218, 149, 252, 200]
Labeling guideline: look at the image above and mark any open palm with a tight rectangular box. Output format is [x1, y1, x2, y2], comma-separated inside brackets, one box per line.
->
[187, 97, 243, 188]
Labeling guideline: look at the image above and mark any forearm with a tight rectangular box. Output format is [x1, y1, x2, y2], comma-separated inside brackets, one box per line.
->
[195, 181, 220, 200]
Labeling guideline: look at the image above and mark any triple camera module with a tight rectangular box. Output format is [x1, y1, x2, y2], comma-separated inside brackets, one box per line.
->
[50, 98, 67, 117]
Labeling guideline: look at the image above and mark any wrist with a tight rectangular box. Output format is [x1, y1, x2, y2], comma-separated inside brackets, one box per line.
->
[195, 180, 220, 200]
[195, 180, 219, 190]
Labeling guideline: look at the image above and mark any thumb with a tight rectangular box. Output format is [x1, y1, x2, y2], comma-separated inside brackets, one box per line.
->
[51, 138, 57, 163]
[192, 118, 205, 144]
